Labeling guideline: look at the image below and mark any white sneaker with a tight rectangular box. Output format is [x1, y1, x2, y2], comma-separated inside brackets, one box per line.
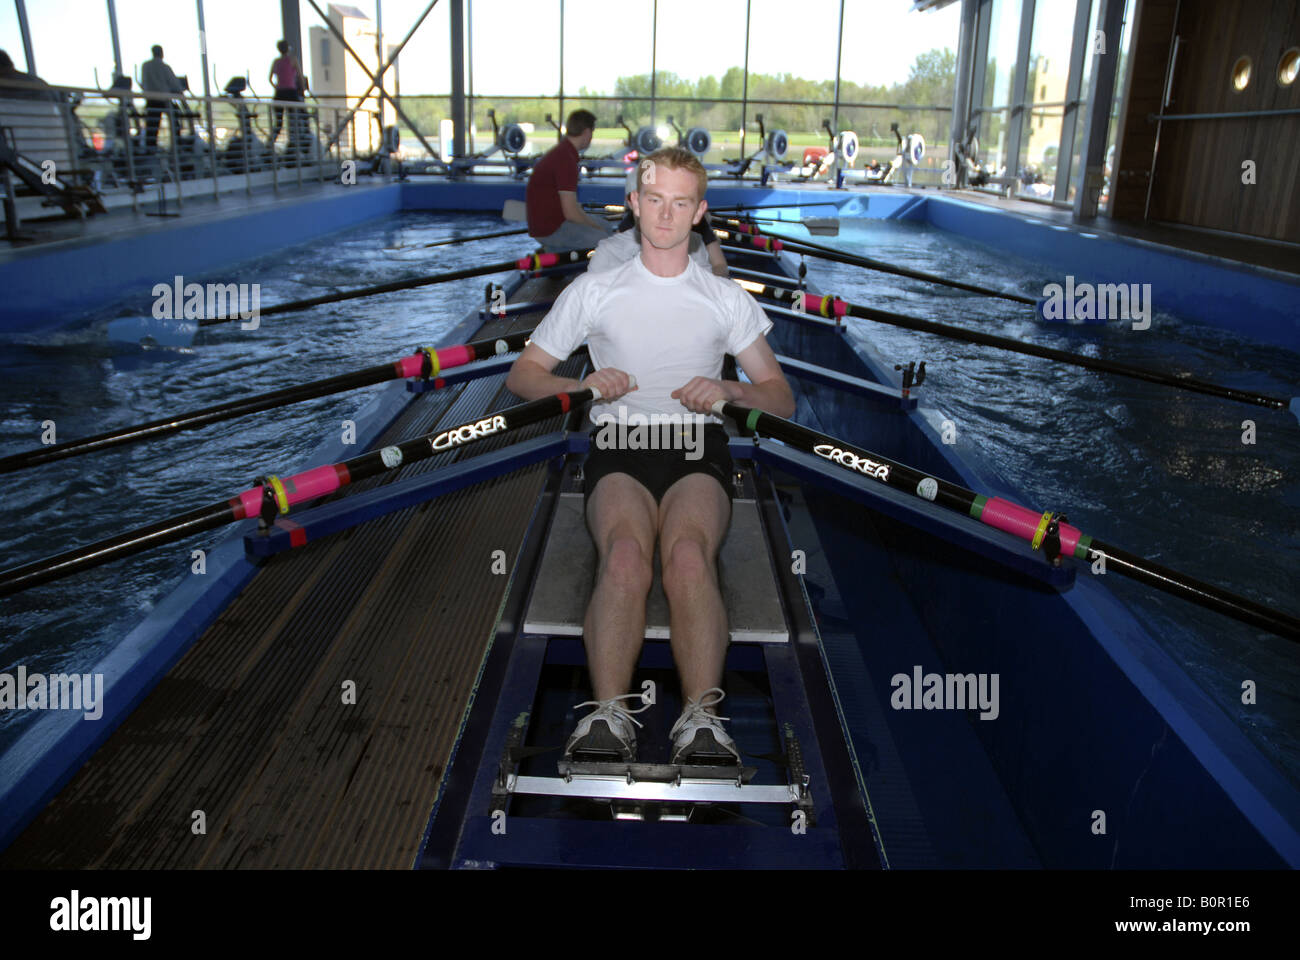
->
[564, 693, 650, 762]
[669, 688, 741, 765]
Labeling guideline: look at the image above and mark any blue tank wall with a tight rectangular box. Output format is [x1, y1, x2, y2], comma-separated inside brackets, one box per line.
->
[0, 183, 402, 335]
[920, 196, 1300, 351]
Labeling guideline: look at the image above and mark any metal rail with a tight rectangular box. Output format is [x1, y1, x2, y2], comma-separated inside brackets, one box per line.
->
[0, 78, 360, 223]
[1150, 108, 1300, 121]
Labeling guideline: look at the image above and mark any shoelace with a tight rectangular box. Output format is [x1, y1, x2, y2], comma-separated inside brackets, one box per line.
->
[676, 687, 730, 730]
[573, 692, 652, 730]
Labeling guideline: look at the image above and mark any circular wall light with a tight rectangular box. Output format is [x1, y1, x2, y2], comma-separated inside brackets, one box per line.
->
[1232, 56, 1252, 92]
[1278, 47, 1299, 87]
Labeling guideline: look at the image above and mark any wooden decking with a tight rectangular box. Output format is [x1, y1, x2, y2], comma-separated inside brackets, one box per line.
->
[0, 283, 584, 868]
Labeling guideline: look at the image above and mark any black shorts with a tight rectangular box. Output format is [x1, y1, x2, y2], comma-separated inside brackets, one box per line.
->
[582, 423, 734, 504]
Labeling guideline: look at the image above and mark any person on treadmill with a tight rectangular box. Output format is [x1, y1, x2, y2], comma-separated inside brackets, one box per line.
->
[506, 146, 794, 766]
[140, 45, 183, 152]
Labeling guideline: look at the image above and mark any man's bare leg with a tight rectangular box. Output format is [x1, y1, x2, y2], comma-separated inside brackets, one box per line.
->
[583, 473, 658, 700]
[657, 473, 732, 703]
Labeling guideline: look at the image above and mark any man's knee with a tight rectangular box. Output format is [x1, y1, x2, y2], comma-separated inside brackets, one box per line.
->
[599, 536, 653, 594]
[662, 536, 714, 596]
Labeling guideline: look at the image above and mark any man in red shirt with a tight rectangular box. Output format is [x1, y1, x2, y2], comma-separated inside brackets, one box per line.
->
[525, 110, 613, 251]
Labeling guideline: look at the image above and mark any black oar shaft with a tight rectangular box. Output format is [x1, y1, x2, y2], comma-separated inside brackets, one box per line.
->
[418, 226, 529, 248]
[0, 502, 236, 597]
[0, 363, 394, 474]
[1091, 540, 1300, 640]
[327, 389, 591, 491]
[710, 202, 844, 213]
[199, 250, 587, 327]
[0, 388, 597, 597]
[0, 330, 537, 474]
[721, 402, 976, 514]
[753, 283, 1288, 412]
[717, 218, 1036, 305]
[717, 401, 1300, 641]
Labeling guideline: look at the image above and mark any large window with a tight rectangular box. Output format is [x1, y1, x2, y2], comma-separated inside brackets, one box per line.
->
[1, 0, 960, 175]
[0, 4, 26, 74]
[1094, 0, 1134, 210]
[840, 2, 960, 179]
[1019, 0, 1078, 198]
[977, 0, 1021, 178]
[652, 0, 747, 164]
[465, 0, 561, 152]
[1059, 0, 1103, 202]
[11, 0, 113, 88]
[967, 0, 1132, 210]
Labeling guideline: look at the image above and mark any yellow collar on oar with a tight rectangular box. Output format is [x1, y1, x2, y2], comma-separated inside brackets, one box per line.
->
[265, 475, 290, 515]
[419, 346, 441, 379]
[1031, 511, 1055, 551]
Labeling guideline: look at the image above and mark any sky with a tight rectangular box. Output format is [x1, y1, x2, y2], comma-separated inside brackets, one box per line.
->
[0, 0, 966, 98]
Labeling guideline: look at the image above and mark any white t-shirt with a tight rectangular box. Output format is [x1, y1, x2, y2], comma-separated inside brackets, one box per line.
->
[588, 227, 711, 274]
[530, 254, 773, 427]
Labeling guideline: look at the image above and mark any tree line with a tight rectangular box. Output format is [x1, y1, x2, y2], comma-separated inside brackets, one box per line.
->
[397, 49, 956, 147]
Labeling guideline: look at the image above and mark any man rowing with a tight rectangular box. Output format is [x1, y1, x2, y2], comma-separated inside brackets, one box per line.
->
[506, 147, 795, 766]
[586, 164, 729, 277]
[525, 109, 615, 252]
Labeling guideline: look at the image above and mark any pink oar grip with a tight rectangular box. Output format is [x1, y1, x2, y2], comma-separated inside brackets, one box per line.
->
[282, 464, 346, 502]
[516, 252, 560, 270]
[395, 353, 423, 378]
[234, 488, 262, 518]
[439, 345, 474, 368]
[800, 293, 848, 318]
[981, 497, 1084, 553]
[232, 464, 348, 520]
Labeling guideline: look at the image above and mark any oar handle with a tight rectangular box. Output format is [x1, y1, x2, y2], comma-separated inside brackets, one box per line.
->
[586, 374, 636, 402]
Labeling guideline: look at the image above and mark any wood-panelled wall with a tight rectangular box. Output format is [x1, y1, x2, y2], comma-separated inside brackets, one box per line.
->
[1111, 0, 1177, 222]
[1112, 0, 1299, 243]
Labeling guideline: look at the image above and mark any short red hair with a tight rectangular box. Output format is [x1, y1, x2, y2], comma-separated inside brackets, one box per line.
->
[637, 147, 708, 201]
